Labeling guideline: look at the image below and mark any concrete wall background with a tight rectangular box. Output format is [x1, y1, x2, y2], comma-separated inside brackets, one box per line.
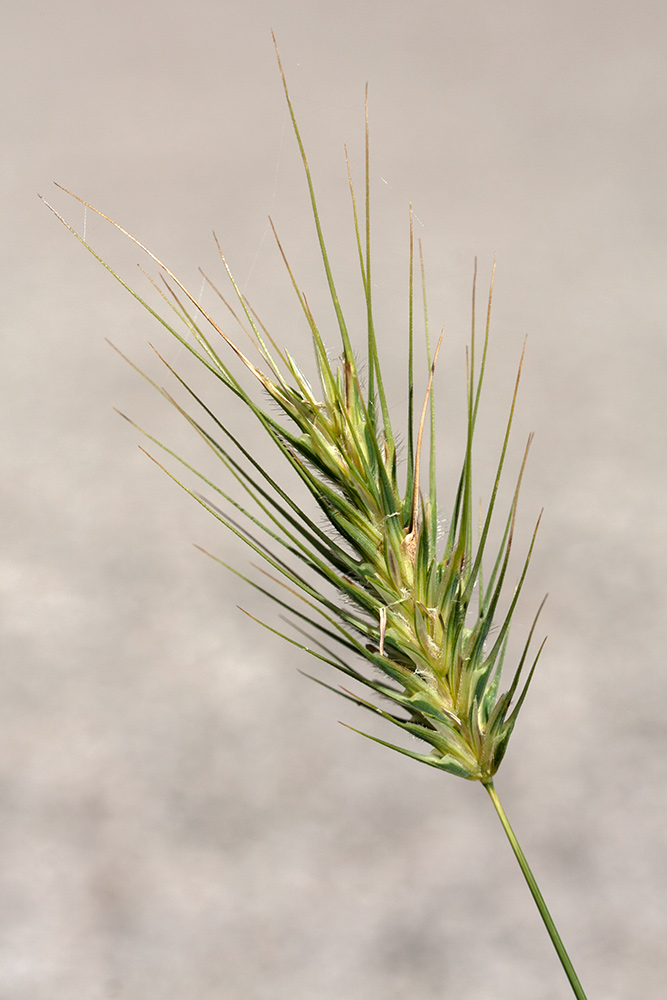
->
[2, 2, 667, 997]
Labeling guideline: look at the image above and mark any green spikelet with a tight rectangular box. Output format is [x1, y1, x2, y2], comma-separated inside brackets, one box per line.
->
[42, 44, 545, 787]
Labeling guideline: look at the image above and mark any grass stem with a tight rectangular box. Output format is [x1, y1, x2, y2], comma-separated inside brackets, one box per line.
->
[484, 781, 589, 1000]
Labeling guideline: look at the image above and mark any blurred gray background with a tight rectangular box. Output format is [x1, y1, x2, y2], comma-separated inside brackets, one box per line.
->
[3, 1, 667, 998]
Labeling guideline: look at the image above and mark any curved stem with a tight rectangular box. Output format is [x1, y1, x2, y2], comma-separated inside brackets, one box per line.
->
[484, 781, 588, 1000]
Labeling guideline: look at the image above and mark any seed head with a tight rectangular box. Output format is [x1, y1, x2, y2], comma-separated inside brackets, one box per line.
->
[42, 44, 545, 786]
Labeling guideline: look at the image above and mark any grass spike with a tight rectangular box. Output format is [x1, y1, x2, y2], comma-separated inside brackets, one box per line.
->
[47, 50, 592, 998]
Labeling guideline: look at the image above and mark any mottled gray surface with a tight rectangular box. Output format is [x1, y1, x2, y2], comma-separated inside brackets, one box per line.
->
[3, 2, 667, 997]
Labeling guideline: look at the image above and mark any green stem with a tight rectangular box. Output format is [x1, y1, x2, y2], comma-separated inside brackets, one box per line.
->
[484, 781, 588, 1000]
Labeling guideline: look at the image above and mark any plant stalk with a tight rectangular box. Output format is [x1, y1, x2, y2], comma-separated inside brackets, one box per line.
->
[484, 781, 588, 1000]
